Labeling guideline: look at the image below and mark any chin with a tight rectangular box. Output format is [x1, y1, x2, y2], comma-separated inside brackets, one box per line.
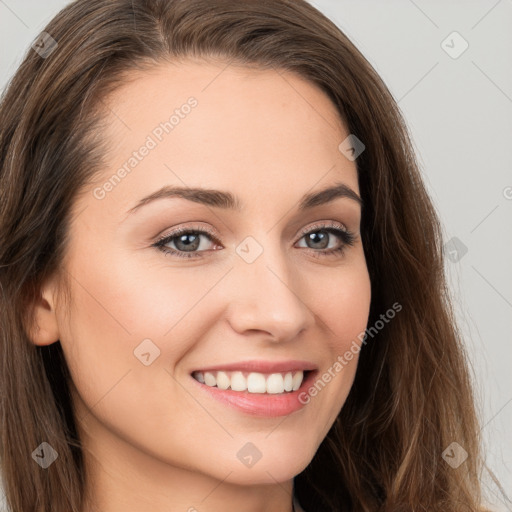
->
[212, 443, 315, 485]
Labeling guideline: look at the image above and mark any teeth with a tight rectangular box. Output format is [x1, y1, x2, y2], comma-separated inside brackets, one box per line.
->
[204, 372, 216, 387]
[284, 372, 293, 391]
[193, 370, 305, 394]
[247, 372, 267, 393]
[291, 372, 302, 391]
[216, 371, 230, 390]
[230, 371, 247, 391]
[266, 373, 284, 394]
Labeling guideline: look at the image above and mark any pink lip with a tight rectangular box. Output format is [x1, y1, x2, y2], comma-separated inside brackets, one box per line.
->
[191, 359, 318, 374]
[190, 368, 319, 417]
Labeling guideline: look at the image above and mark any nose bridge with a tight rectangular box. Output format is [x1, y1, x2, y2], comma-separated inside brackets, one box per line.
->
[225, 235, 314, 341]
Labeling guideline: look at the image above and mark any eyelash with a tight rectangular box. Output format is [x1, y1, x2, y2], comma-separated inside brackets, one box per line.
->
[152, 222, 356, 260]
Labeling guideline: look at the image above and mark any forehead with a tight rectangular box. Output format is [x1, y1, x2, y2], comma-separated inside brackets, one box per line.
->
[75, 59, 359, 223]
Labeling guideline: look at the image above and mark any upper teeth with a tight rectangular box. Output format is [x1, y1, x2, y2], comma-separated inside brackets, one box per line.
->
[192, 370, 304, 394]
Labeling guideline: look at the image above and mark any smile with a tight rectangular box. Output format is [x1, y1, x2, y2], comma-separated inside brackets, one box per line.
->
[189, 366, 318, 417]
[192, 370, 305, 394]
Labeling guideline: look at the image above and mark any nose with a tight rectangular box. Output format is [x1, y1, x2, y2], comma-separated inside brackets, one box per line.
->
[224, 245, 315, 343]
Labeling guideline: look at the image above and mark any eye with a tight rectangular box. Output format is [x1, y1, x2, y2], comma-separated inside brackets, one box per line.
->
[153, 225, 220, 259]
[152, 222, 356, 259]
[295, 222, 356, 258]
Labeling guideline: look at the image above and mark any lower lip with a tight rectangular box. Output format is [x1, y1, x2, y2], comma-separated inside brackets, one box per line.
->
[190, 370, 318, 417]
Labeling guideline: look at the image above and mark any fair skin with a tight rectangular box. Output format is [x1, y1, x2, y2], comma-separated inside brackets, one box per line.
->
[30, 59, 371, 512]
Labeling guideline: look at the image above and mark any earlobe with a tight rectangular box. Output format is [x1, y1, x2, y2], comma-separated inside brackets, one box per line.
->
[26, 280, 61, 346]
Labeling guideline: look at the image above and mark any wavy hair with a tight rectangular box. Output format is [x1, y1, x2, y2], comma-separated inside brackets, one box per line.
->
[0, 0, 492, 510]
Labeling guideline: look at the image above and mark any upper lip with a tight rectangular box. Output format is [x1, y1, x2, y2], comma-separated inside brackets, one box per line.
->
[191, 360, 318, 374]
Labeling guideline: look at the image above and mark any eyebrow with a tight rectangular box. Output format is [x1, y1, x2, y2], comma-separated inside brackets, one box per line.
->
[126, 181, 363, 215]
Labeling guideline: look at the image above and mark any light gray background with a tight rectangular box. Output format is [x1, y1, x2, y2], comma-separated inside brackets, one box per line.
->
[1, 0, 511, 510]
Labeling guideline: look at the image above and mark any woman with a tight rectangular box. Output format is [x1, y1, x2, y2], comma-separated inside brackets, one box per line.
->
[0, 0, 493, 510]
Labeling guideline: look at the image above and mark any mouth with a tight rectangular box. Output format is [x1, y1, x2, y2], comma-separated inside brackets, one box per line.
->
[191, 369, 312, 395]
[189, 363, 319, 417]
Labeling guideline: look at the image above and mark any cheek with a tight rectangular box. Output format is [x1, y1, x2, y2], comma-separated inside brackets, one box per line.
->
[310, 260, 372, 351]
[57, 253, 220, 457]
[63, 243, 221, 339]
[299, 260, 371, 411]
[57, 249, 229, 395]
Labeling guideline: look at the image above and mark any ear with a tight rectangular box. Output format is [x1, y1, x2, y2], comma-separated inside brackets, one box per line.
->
[26, 276, 61, 346]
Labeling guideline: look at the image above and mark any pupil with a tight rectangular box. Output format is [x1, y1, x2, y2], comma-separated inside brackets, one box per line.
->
[308, 231, 328, 249]
[176, 234, 199, 251]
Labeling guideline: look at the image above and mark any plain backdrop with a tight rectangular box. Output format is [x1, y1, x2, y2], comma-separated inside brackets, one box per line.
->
[1, 1, 511, 510]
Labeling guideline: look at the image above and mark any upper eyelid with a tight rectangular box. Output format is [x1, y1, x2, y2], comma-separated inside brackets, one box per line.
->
[154, 224, 218, 245]
[297, 221, 348, 236]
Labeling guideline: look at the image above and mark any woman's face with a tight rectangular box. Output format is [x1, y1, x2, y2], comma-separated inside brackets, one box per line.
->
[48, 59, 371, 493]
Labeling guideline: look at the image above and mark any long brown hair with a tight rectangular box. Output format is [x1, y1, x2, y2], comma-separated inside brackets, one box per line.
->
[0, 1, 492, 510]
